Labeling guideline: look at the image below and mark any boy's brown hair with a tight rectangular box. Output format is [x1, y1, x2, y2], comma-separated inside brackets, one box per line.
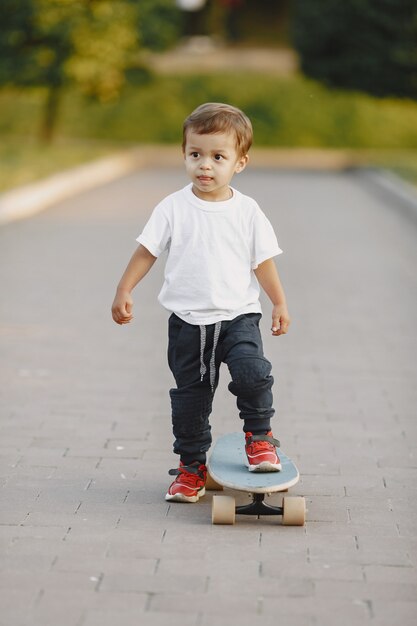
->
[182, 102, 253, 157]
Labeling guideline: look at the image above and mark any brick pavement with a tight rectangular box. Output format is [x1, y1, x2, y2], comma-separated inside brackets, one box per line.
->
[0, 167, 416, 625]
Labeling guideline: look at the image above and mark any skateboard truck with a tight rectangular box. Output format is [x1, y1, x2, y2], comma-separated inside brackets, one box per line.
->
[235, 492, 283, 518]
[211, 491, 305, 525]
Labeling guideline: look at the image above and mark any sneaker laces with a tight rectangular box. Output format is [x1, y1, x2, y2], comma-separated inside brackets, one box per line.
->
[168, 463, 206, 486]
[246, 433, 280, 452]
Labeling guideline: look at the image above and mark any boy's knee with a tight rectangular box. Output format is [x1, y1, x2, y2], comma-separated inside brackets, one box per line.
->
[228, 356, 273, 397]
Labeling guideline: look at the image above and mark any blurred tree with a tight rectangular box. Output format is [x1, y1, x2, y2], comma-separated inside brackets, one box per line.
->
[136, 0, 183, 51]
[0, 0, 139, 141]
[292, 0, 417, 99]
[0, 0, 138, 141]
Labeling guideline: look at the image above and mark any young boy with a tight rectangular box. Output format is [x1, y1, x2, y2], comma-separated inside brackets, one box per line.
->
[111, 102, 290, 503]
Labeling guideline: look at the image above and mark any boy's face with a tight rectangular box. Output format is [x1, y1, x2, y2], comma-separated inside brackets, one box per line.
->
[183, 130, 248, 202]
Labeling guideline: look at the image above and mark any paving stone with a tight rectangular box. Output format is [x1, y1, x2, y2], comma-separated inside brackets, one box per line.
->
[150, 591, 257, 615]
[52, 554, 157, 576]
[305, 520, 400, 537]
[363, 564, 417, 584]
[100, 572, 208, 595]
[82, 608, 196, 626]
[0, 587, 40, 615]
[300, 475, 346, 497]
[209, 573, 315, 598]
[199, 615, 312, 626]
[261, 559, 365, 582]
[0, 553, 55, 573]
[264, 595, 373, 623]
[371, 600, 417, 626]
[84, 610, 199, 626]
[0, 508, 33, 525]
[27, 605, 86, 626]
[314, 580, 417, 602]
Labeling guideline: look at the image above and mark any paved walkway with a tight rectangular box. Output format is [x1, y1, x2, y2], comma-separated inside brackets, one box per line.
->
[0, 167, 416, 626]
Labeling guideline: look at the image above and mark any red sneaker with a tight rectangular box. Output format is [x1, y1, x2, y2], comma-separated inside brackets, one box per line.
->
[245, 432, 282, 472]
[165, 462, 207, 503]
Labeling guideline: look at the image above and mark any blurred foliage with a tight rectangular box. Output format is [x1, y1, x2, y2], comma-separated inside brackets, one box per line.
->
[64, 2, 138, 101]
[292, 0, 417, 99]
[136, 0, 183, 51]
[0, 0, 183, 141]
[2, 73, 417, 149]
[0, 1, 139, 97]
[0, 0, 140, 140]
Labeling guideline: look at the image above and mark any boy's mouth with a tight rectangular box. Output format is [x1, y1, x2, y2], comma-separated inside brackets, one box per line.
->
[197, 176, 213, 183]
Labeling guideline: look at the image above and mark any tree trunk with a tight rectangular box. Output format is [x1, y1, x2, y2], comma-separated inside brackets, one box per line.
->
[40, 86, 61, 143]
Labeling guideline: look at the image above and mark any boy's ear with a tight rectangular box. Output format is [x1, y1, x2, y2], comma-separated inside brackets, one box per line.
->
[235, 153, 249, 173]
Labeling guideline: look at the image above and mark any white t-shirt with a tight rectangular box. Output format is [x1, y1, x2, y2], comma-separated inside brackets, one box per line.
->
[137, 183, 282, 325]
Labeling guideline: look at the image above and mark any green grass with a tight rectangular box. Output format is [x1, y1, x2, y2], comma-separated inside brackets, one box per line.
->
[1, 72, 417, 191]
[62, 74, 417, 148]
[0, 136, 127, 192]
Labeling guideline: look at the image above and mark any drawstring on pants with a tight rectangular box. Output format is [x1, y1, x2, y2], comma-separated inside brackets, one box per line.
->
[199, 321, 221, 392]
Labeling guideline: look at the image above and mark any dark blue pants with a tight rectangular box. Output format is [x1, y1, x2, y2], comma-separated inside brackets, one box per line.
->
[168, 313, 275, 465]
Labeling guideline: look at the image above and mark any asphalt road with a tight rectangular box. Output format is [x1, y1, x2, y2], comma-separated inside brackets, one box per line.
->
[1, 166, 416, 626]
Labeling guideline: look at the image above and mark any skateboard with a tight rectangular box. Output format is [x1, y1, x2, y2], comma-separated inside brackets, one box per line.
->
[206, 432, 305, 526]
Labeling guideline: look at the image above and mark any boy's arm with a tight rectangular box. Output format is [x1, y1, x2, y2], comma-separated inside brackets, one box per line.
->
[254, 258, 291, 336]
[111, 244, 157, 325]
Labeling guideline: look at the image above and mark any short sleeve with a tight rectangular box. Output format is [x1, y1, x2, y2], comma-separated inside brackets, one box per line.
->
[136, 200, 171, 258]
[251, 207, 283, 269]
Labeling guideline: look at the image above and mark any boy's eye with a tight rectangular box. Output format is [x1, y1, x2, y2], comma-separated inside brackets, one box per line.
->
[191, 152, 199, 158]
[214, 154, 224, 161]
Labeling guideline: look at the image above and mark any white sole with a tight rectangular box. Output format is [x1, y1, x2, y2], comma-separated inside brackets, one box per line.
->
[248, 462, 282, 473]
[165, 487, 206, 503]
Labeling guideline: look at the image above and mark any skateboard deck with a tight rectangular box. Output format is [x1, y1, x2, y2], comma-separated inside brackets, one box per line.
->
[207, 432, 305, 525]
[208, 432, 299, 493]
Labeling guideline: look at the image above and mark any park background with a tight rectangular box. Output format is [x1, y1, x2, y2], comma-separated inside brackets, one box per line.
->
[1, 0, 417, 193]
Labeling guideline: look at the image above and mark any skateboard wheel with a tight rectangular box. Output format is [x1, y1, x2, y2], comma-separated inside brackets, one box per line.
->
[282, 496, 306, 526]
[205, 473, 224, 491]
[212, 495, 236, 525]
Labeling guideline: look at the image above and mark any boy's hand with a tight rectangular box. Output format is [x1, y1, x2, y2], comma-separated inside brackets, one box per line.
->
[271, 304, 291, 336]
[112, 289, 133, 325]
